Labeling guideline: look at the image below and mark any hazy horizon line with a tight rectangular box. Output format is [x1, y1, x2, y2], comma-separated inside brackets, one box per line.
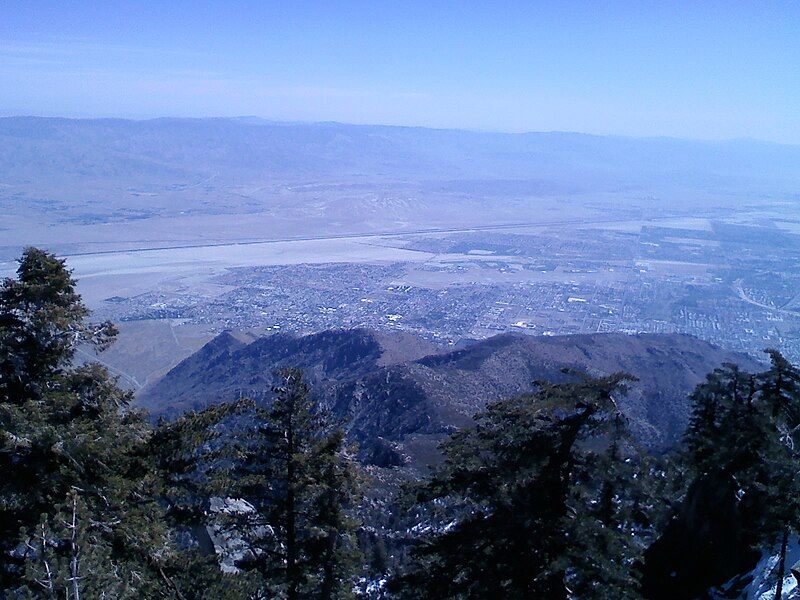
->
[1, 112, 796, 148]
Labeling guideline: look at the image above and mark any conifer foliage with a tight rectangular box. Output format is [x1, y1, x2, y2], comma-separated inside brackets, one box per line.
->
[213, 369, 362, 599]
[395, 373, 655, 599]
[0, 248, 171, 596]
[644, 356, 800, 598]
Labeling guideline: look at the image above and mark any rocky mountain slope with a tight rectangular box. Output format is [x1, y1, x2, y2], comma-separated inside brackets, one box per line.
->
[138, 329, 762, 463]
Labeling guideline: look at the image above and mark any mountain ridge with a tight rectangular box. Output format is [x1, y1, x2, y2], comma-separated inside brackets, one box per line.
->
[4, 116, 799, 188]
[138, 329, 762, 464]
[3, 115, 799, 148]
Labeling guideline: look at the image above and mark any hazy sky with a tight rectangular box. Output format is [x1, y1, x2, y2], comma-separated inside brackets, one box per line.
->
[2, 1, 799, 143]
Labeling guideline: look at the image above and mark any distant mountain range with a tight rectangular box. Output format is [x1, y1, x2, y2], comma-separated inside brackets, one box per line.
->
[4, 116, 800, 261]
[3, 116, 800, 192]
[138, 329, 762, 466]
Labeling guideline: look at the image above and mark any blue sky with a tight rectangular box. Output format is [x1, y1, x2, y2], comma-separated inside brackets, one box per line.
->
[1, 1, 799, 143]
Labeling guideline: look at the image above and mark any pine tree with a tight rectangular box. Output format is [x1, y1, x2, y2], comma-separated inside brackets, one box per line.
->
[0, 248, 173, 596]
[697, 358, 800, 569]
[0, 247, 115, 405]
[21, 491, 162, 599]
[394, 373, 653, 599]
[214, 368, 362, 599]
[566, 413, 655, 599]
[644, 355, 800, 598]
[148, 401, 263, 599]
[756, 350, 800, 598]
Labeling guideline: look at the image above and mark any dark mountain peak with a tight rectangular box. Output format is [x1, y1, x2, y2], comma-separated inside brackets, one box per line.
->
[138, 328, 761, 459]
[205, 329, 253, 350]
[137, 328, 442, 417]
[259, 328, 384, 379]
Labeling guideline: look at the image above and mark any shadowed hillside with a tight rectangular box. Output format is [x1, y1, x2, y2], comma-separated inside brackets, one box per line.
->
[138, 329, 762, 463]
